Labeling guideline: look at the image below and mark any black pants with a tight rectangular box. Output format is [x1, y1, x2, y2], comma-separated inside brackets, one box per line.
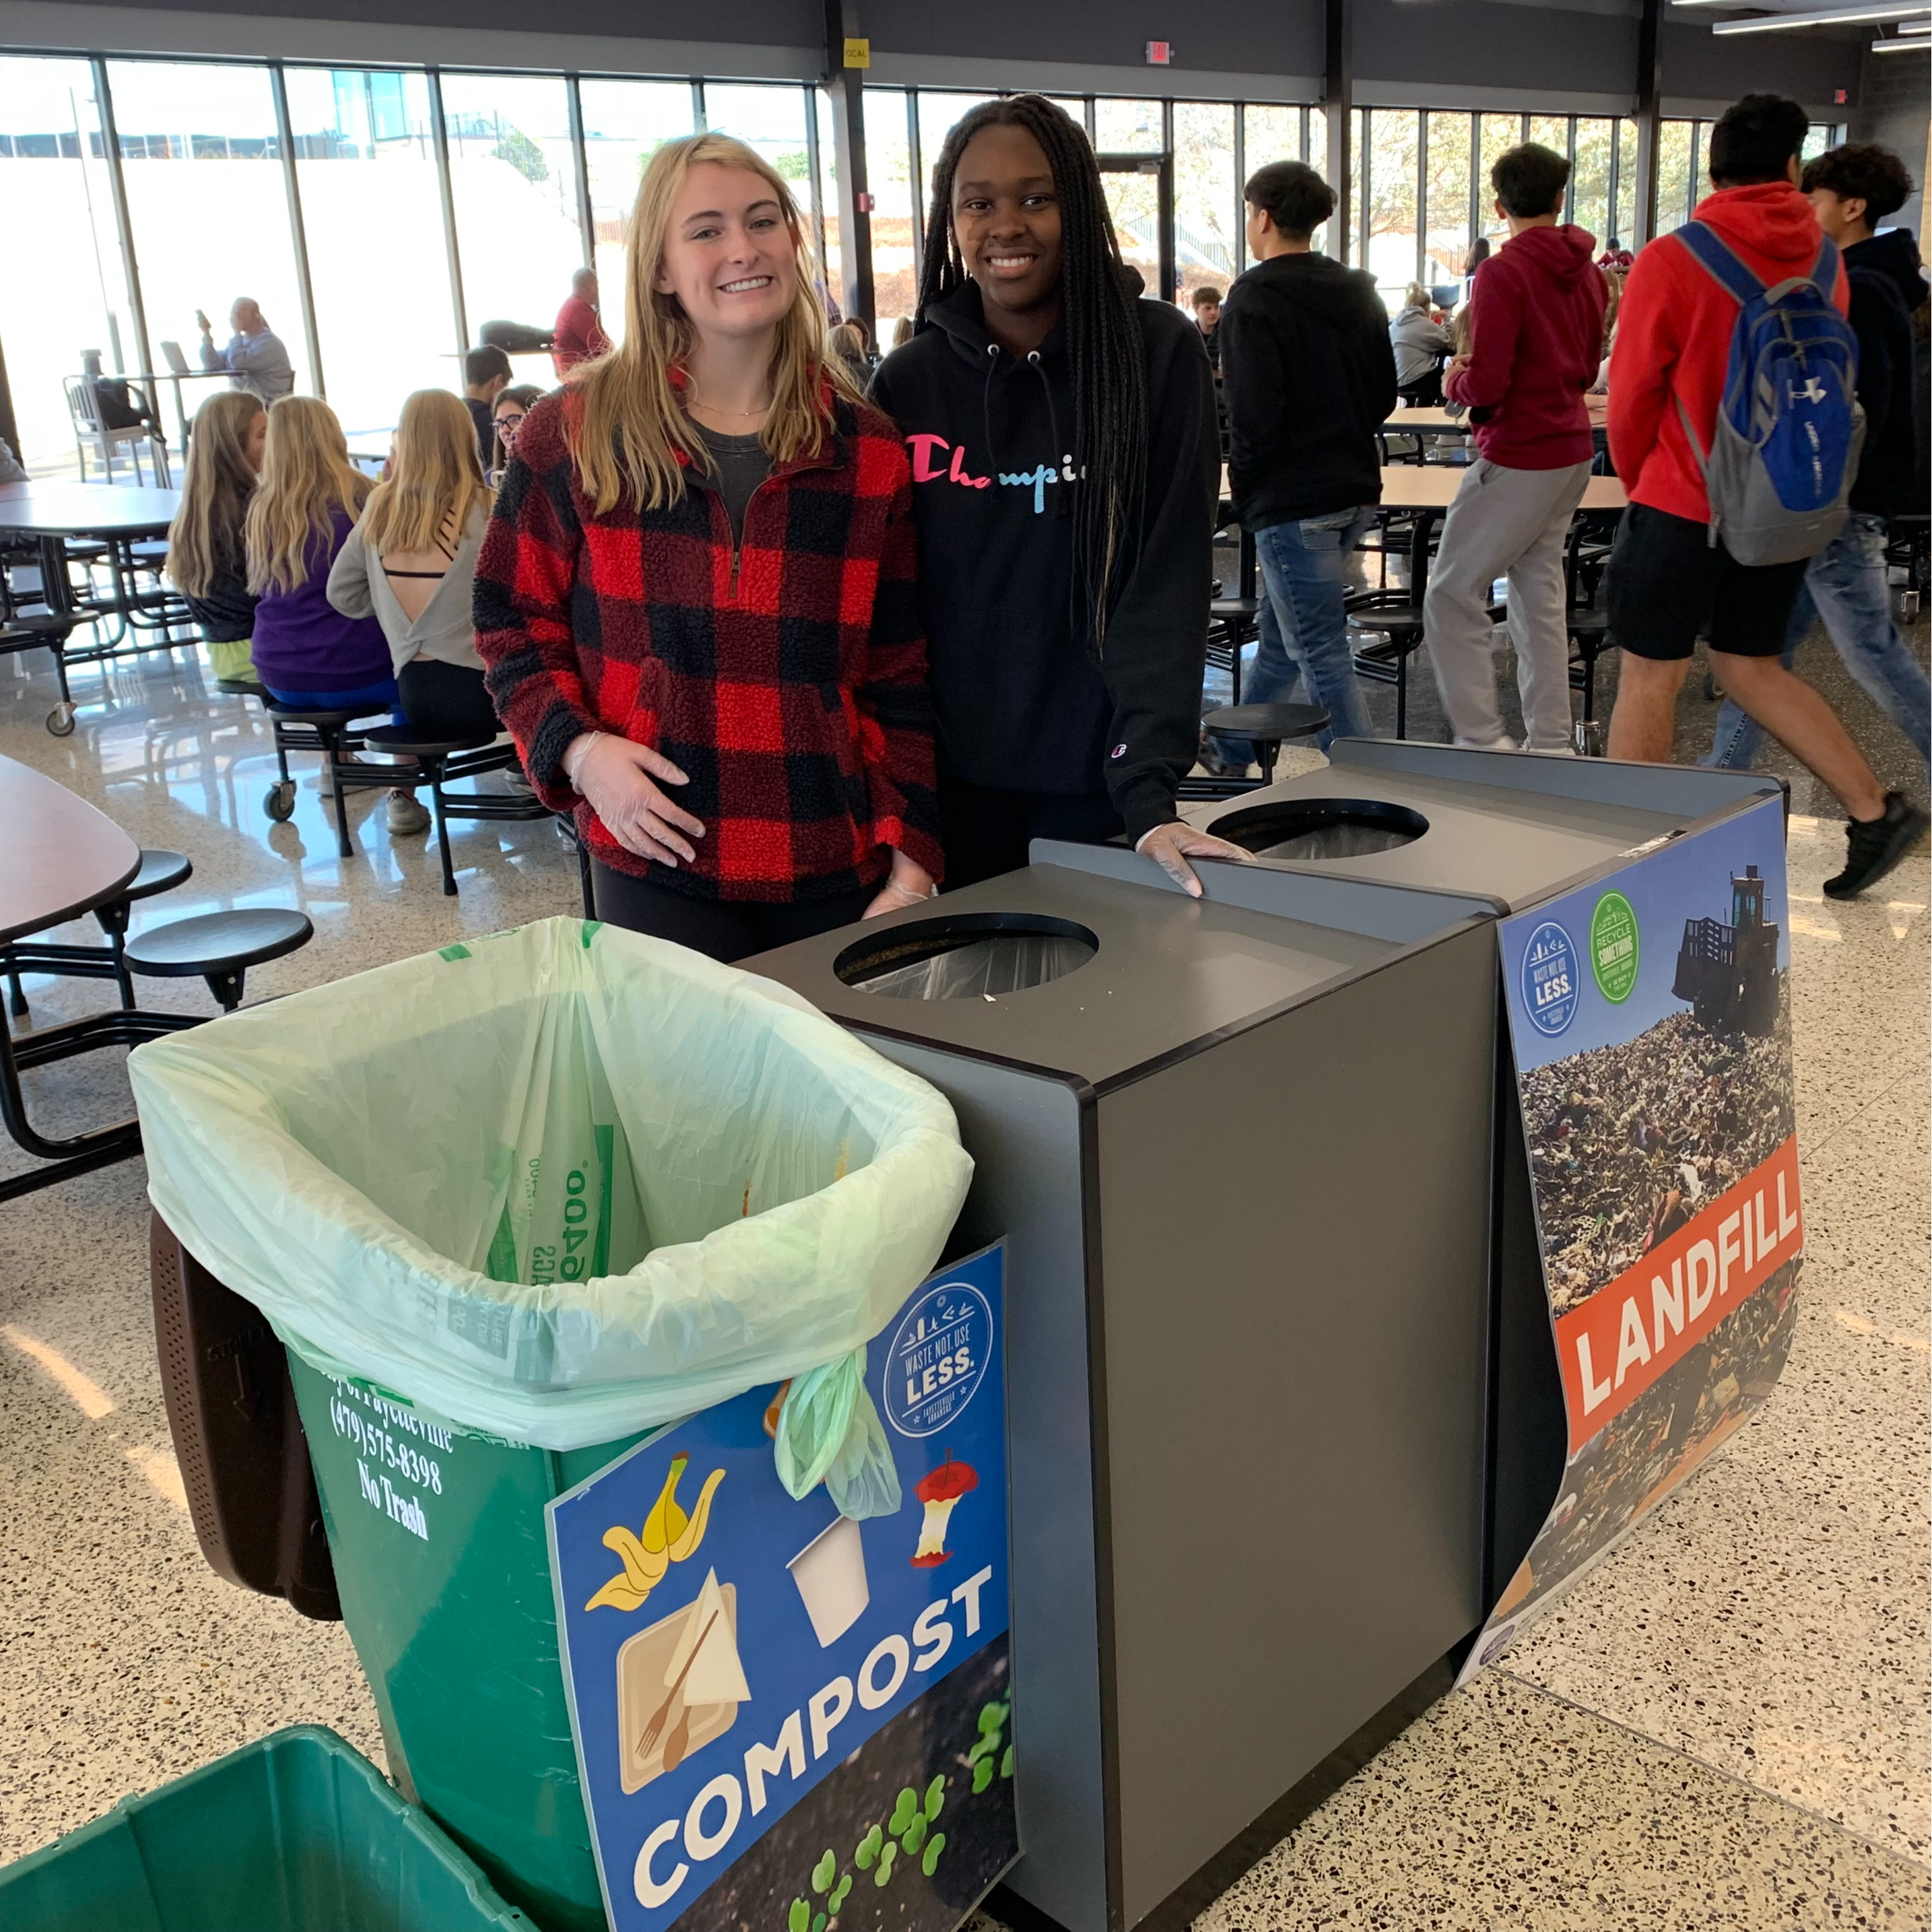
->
[591, 862, 875, 964]
[398, 659, 500, 740]
[938, 771, 1123, 891]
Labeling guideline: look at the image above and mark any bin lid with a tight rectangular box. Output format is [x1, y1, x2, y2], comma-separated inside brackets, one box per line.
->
[1180, 740, 1782, 912]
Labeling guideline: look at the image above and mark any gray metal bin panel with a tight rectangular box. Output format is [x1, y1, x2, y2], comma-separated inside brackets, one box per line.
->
[1178, 742, 1783, 913]
[846, 1036, 1112, 1932]
[1093, 921, 1498, 1927]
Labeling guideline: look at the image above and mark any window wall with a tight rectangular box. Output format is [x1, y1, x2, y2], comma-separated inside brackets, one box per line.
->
[579, 78, 696, 345]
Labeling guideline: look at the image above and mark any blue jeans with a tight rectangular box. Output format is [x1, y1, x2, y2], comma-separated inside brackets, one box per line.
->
[1217, 508, 1375, 760]
[1704, 513, 1930, 777]
[261, 675, 406, 729]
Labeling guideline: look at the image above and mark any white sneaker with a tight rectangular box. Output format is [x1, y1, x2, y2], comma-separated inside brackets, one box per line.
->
[386, 789, 430, 835]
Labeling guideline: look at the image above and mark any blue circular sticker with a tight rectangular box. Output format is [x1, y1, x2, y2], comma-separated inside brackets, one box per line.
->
[1521, 920, 1580, 1037]
[883, 1279, 993, 1438]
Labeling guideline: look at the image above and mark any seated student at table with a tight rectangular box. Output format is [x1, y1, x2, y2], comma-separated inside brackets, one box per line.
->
[1391, 283, 1453, 405]
[0, 433, 24, 484]
[195, 297, 295, 402]
[328, 389, 497, 742]
[476, 133, 944, 962]
[870, 94, 1242, 892]
[552, 268, 611, 377]
[488, 384, 544, 483]
[247, 397, 428, 835]
[164, 390, 266, 686]
[461, 347, 512, 464]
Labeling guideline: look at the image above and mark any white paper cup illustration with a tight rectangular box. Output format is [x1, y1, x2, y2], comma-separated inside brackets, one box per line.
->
[787, 1515, 869, 1648]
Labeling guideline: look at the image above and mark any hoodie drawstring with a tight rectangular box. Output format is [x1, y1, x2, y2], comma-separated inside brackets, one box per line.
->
[1026, 349, 1074, 521]
[981, 343, 1000, 473]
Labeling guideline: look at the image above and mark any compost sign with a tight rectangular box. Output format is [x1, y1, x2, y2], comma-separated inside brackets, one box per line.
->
[548, 1244, 1017, 1932]
[1463, 797, 1802, 1684]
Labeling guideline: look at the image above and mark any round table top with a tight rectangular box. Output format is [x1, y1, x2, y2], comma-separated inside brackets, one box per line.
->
[1376, 466, 1627, 512]
[0, 756, 141, 944]
[0, 481, 181, 537]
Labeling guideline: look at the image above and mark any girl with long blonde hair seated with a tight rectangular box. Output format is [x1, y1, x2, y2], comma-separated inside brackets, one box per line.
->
[247, 396, 427, 834]
[165, 389, 265, 685]
[473, 132, 942, 962]
[328, 387, 498, 741]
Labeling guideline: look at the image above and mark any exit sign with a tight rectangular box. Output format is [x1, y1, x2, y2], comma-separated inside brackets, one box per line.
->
[1145, 39, 1174, 63]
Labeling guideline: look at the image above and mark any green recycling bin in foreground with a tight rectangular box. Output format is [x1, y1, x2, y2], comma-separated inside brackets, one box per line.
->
[0, 1725, 533, 1931]
[128, 918, 974, 1932]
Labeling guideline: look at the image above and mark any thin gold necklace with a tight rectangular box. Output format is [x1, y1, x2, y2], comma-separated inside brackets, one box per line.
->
[689, 393, 772, 421]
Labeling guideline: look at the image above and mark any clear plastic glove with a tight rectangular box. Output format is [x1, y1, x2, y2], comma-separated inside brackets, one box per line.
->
[1135, 820, 1253, 898]
[863, 852, 937, 919]
[565, 731, 706, 869]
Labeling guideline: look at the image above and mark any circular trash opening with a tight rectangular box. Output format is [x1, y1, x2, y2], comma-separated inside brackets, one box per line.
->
[835, 913, 1098, 1001]
[1206, 796, 1430, 863]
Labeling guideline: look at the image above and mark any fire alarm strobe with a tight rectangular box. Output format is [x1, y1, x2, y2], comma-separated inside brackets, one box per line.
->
[1145, 38, 1174, 63]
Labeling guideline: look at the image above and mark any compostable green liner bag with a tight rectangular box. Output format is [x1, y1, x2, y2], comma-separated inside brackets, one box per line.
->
[129, 918, 972, 1472]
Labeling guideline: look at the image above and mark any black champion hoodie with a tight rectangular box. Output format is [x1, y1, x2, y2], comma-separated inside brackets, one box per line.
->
[869, 279, 1218, 844]
[1842, 226, 1928, 519]
[1220, 251, 1397, 531]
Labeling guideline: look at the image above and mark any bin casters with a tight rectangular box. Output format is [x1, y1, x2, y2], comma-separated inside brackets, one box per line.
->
[150, 1213, 340, 1622]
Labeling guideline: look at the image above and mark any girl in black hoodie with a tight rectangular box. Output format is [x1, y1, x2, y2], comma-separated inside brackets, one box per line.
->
[871, 95, 1243, 893]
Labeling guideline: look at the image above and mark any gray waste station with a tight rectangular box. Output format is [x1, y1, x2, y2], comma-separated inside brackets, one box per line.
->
[749, 745, 1783, 1932]
[751, 841, 1502, 1932]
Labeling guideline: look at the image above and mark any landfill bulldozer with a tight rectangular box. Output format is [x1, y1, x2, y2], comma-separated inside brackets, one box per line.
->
[1672, 864, 1780, 1036]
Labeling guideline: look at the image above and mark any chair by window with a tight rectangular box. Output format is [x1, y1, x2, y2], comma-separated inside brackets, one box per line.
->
[64, 375, 172, 487]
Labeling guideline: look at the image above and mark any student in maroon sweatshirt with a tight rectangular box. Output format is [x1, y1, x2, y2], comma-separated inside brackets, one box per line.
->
[1422, 143, 1606, 752]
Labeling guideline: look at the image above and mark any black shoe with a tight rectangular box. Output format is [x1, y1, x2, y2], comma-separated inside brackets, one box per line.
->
[1823, 792, 1929, 899]
[1197, 732, 1251, 780]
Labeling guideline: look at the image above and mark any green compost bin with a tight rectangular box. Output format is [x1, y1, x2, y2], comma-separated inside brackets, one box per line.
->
[286, 1350, 636, 1932]
[0, 1725, 533, 1931]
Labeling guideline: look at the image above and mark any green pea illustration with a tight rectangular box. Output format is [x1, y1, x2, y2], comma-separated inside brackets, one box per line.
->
[812, 1851, 837, 1894]
[829, 1875, 853, 1913]
[1001, 1743, 1014, 1779]
[855, 1825, 881, 1871]
[814, 1914, 828, 1932]
[972, 1757, 994, 1794]
[977, 1701, 1008, 1736]
[921, 1833, 947, 1878]
[874, 1842, 898, 1887]
[902, 1813, 928, 1855]
[789, 1899, 809, 1932]
[925, 1776, 945, 1820]
[888, 1787, 919, 1835]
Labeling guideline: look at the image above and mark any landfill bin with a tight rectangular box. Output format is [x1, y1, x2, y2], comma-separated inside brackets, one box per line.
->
[746, 843, 1506, 1932]
[1180, 740, 1788, 1628]
[0, 1725, 533, 1931]
[128, 918, 972, 1932]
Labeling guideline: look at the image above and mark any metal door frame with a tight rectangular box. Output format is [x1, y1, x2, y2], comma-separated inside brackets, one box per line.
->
[1094, 150, 1176, 305]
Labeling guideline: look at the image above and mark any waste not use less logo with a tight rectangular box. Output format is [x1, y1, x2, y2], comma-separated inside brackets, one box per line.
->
[1589, 890, 1639, 1003]
[1521, 921, 1579, 1037]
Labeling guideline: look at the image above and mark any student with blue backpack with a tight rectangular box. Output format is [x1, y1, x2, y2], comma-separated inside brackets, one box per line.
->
[1605, 93, 1927, 898]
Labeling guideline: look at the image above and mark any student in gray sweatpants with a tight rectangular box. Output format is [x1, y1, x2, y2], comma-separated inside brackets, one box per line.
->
[1424, 143, 1608, 752]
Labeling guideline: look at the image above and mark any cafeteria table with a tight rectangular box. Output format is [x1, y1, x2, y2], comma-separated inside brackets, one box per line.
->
[0, 481, 189, 734]
[0, 756, 199, 1201]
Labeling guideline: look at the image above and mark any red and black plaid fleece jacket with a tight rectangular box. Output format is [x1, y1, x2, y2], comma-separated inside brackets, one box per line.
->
[473, 386, 942, 902]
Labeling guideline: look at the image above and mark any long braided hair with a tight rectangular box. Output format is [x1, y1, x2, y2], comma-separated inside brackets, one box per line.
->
[914, 95, 1147, 650]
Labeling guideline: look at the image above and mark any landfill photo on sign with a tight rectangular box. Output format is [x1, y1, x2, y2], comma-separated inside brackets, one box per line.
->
[1478, 1255, 1801, 1656]
[1523, 868, 1795, 1319]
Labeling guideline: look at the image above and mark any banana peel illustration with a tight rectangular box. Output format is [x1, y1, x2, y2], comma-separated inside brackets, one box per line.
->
[587, 1452, 727, 1613]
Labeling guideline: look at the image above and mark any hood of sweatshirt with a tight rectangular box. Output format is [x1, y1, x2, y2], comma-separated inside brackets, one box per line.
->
[1847, 225, 1929, 312]
[1691, 180, 1834, 273]
[1243, 251, 1387, 331]
[1495, 222, 1600, 290]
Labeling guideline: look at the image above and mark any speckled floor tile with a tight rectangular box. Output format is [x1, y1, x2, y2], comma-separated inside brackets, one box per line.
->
[1185, 1673, 1931, 1931]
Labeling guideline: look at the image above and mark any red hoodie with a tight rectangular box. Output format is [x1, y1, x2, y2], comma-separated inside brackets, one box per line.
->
[1445, 223, 1607, 469]
[1608, 182, 1850, 525]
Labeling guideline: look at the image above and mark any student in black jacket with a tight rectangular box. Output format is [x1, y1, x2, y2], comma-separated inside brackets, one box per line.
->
[1216, 160, 1396, 762]
[1707, 141, 1929, 780]
[871, 94, 1243, 892]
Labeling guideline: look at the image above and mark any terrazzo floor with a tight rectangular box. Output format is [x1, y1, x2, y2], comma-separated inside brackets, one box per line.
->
[1, 620, 1926, 1929]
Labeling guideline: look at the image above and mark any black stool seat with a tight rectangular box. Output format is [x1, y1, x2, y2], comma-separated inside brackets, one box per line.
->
[126, 908, 314, 1013]
[1565, 608, 1612, 634]
[265, 702, 382, 729]
[1209, 596, 1262, 620]
[1347, 604, 1426, 630]
[215, 675, 263, 698]
[125, 849, 193, 902]
[357, 725, 497, 759]
[1202, 702, 1331, 742]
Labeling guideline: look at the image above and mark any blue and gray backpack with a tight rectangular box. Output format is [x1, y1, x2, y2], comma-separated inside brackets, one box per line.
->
[1671, 221, 1865, 566]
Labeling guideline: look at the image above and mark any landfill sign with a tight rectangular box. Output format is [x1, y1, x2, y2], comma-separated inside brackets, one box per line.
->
[1462, 797, 1802, 1684]
[547, 1244, 1018, 1932]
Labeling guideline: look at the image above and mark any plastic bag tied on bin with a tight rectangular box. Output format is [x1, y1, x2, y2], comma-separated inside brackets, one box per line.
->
[129, 919, 972, 1504]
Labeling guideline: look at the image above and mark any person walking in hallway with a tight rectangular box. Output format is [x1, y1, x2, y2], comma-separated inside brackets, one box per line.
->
[1217, 158, 1395, 762]
[1605, 94, 1926, 898]
[1424, 142, 1607, 754]
[1706, 141, 1931, 785]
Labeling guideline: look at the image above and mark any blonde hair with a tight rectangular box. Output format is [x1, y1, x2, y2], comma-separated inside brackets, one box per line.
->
[245, 397, 371, 595]
[569, 131, 862, 514]
[359, 389, 491, 556]
[166, 389, 263, 599]
[1401, 281, 1432, 313]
